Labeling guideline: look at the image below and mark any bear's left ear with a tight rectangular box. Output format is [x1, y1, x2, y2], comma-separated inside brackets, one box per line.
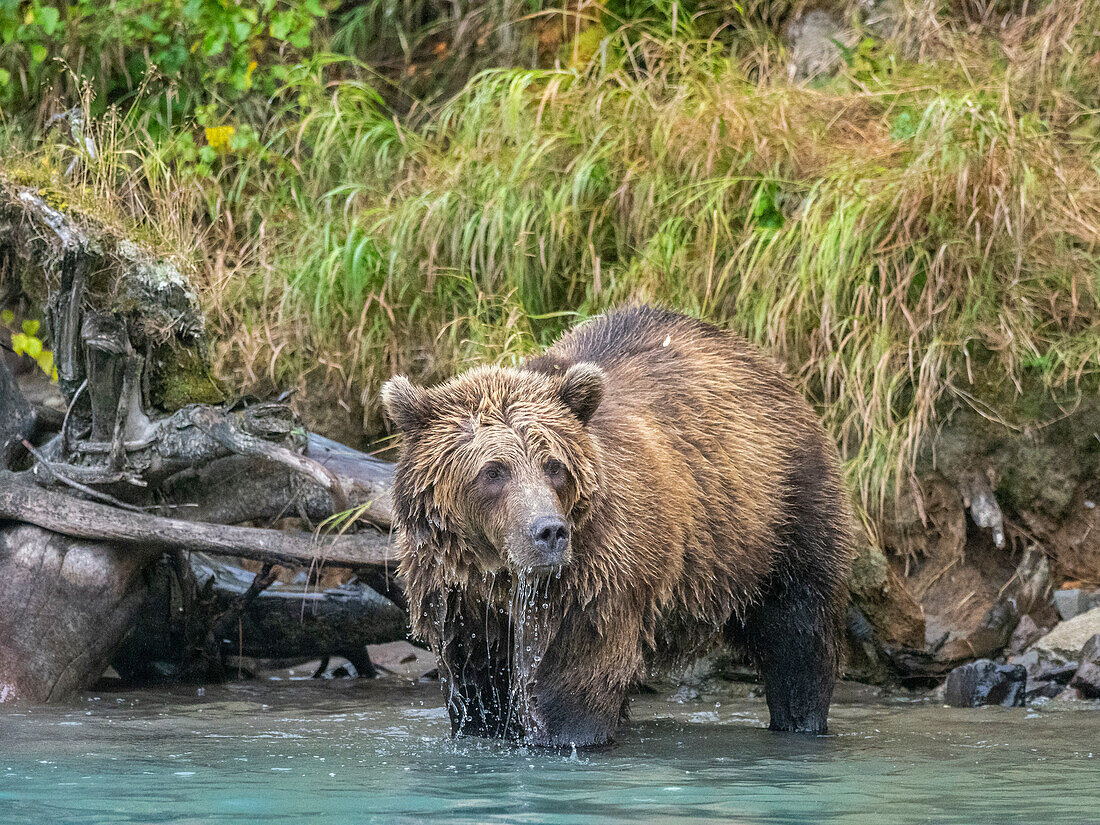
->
[557, 362, 605, 425]
[381, 375, 434, 434]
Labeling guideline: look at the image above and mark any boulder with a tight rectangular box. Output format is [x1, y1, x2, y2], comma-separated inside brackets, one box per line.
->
[943, 659, 1026, 708]
[1054, 588, 1092, 621]
[784, 10, 855, 81]
[1009, 645, 1078, 702]
[1032, 606, 1100, 659]
[1026, 680, 1063, 701]
[1008, 615, 1045, 654]
[1068, 634, 1100, 699]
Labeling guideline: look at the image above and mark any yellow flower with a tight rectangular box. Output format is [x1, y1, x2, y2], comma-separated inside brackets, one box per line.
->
[205, 125, 236, 153]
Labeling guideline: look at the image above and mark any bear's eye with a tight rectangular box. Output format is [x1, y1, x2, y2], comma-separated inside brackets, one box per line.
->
[545, 459, 565, 479]
[479, 462, 509, 486]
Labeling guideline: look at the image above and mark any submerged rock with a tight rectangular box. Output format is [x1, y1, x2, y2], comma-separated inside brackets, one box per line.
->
[943, 659, 1026, 707]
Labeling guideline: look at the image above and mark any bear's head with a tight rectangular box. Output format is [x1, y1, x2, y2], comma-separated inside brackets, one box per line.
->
[382, 363, 605, 581]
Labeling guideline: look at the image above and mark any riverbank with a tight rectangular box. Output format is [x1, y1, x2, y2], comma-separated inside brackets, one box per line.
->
[1, 0, 1098, 704]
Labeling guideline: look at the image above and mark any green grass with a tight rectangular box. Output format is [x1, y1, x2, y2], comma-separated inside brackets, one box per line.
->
[2, 0, 1099, 528]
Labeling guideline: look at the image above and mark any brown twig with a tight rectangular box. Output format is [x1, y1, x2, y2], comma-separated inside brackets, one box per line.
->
[205, 563, 281, 673]
[22, 439, 146, 513]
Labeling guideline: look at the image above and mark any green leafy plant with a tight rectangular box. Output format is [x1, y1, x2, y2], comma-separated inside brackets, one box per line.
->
[2, 310, 57, 380]
[0, 0, 328, 114]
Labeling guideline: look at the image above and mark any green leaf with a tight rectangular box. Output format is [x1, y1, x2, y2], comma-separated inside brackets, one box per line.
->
[11, 332, 42, 359]
[269, 13, 289, 41]
[205, 32, 226, 57]
[35, 349, 54, 378]
[31, 43, 48, 63]
[890, 111, 916, 141]
[21, 319, 40, 336]
[0, 309, 14, 324]
[37, 5, 60, 36]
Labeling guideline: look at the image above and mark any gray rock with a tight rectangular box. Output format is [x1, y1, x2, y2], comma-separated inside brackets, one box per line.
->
[1025, 680, 1063, 701]
[944, 659, 1026, 708]
[785, 10, 856, 81]
[1069, 634, 1100, 699]
[961, 470, 1005, 548]
[1054, 589, 1092, 621]
[668, 684, 701, 703]
[1033, 606, 1100, 659]
[1070, 664, 1100, 699]
[1008, 615, 1045, 654]
[1036, 662, 1079, 684]
[1009, 647, 1072, 677]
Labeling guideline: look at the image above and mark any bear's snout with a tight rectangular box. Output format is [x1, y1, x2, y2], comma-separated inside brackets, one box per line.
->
[528, 515, 570, 568]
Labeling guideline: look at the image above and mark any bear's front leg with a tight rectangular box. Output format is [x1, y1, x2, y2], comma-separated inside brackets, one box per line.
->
[524, 676, 623, 748]
[520, 613, 639, 748]
[436, 595, 519, 740]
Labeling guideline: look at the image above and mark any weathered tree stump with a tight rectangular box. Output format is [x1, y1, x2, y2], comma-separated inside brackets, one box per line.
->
[0, 524, 159, 703]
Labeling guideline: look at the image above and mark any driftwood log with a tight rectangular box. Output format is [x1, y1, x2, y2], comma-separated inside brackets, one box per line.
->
[0, 472, 396, 569]
[0, 523, 159, 703]
[112, 554, 408, 684]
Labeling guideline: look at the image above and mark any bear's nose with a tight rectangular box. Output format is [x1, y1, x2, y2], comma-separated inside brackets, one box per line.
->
[530, 516, 570, 560]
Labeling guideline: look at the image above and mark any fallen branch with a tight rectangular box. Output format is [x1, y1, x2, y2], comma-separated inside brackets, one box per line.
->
[204, 563, 280, 672]
[160, 433, 395, 528]
[189, 406, 352, 514]
[0, 471, 398, 569]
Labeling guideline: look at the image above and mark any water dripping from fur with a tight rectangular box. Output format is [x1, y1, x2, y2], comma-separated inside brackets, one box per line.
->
[506, 569, 555, 742]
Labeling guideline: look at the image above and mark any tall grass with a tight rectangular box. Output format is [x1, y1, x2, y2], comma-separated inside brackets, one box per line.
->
[3, 0, 1098, 523]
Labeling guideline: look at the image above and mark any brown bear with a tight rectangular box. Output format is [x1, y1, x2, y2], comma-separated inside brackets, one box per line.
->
[382, 305, 854, 747]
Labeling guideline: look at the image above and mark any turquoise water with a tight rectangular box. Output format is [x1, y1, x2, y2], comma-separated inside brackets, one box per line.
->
[1, 680, 1097, 824]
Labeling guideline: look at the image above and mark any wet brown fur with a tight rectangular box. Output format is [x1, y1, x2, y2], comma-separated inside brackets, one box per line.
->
[384, 306, 855, 747]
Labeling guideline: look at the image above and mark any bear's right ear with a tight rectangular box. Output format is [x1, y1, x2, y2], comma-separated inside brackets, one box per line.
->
[381, 375, 434, 434]
[558, 362, 605, 425]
